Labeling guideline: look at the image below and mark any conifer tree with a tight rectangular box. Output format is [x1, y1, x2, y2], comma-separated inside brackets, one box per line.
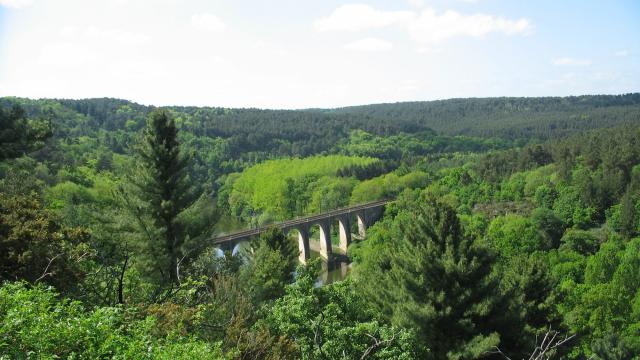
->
[374, 197, 522, 359]
[0, 104, 51, 161]
[132, 109, 194, 284]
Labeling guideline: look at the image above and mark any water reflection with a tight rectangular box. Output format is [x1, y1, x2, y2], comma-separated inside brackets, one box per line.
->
[310, 250, 351, 286]
[213, 241, 351, 287]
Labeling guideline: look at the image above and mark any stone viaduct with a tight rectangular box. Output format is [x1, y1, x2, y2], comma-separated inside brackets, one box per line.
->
[210, 199, 388, 262]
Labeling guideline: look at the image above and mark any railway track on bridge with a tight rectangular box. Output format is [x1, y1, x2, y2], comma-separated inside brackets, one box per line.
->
[209, 199, 390, 245]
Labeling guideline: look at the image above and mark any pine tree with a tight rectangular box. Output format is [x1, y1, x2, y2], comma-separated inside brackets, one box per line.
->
[619, 189, 637, 238]
[0, 104, 51, 161]
[383, 198, 521, 359]
[132, 109, 194, 284]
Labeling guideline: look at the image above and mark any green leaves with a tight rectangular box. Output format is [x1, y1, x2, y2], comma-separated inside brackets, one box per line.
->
[0, 282, 224, 359]
[265, 267, 420, 359]
[355, 196, 523, 359]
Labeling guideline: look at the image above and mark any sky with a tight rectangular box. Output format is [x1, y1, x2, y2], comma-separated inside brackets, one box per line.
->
[0, 0, 638, 109]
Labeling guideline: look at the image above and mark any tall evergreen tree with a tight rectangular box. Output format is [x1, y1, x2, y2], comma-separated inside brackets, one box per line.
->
[132, 109, 194, 284]
[361, 197, 522, 359]
[0, 104, 51, 161]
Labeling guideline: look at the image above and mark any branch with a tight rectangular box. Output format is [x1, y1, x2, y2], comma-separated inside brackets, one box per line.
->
[491, 327, 574, 360]
[176, 254, 187, 285]
[360, 331, 397, 360]
[35, 254, 62, 283]
[313, 313, 327, 360]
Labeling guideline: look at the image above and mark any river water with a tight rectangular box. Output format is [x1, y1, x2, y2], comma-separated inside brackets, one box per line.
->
[217, 241, 350, 286]
[309, 250, 351, 286]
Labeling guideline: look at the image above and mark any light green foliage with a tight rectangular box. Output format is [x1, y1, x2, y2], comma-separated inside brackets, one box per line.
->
[523, 165, 557, 197]
[242, 228, 298, 304]
[350, 171, 429, 204]
[228, 155, 375, 220]
[487, 214, 550, 257]
[534, 184, 557, 208]
[307, 176, 358, 214]
[561, 237, 640, 356]
[265, 263, 420, 359]
[0, 282, 224, 359]
[500, 172, 527, 201]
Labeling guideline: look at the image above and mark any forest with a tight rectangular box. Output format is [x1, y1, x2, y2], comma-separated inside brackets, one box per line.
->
[1, 94, 640, 359]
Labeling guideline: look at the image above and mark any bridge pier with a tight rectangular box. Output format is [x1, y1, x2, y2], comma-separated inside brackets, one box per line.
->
[318, 220, 332, 260]
[356, 211, 367, 238]
[337, 215, 351, 253]
[284, 225, 311, 264]
[209, 200, 389, 265]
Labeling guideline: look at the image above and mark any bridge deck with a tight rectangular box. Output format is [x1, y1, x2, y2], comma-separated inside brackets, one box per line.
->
[210, 199, 389, 245]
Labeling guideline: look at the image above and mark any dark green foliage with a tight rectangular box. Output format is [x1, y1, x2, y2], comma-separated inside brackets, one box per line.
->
[501, 254, 561, 337]
[357, 197, 523, 359]
[337, 158, 400, 180]
[560, 229, 601, 256]
[531, 207, 566, 248]
[131, 109, 196, 284]
[0, 104, 51, 161]
[0, 192, 90, 293]
[328, 94, 640, 140]
[591, 335, 635, 360]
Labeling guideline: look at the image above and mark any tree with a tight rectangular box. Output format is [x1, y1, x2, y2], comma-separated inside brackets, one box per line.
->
[0, 192, 90, 293]
[0, 104, 51, 161]
[619, 189, 637, 238]
[359, 197, 523, 359]
[265, 262, 420, 359]
[131, 109, 195, 284]
[242, 227, 298, 304]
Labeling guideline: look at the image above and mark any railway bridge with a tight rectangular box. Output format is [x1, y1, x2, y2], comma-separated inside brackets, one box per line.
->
[210, 199, 389, 262]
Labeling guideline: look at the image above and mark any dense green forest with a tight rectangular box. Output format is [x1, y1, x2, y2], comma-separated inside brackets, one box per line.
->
[1, 94, 640, 359]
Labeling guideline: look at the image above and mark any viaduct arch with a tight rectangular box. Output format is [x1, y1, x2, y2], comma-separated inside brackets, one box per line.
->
[210, 200, 388, 262]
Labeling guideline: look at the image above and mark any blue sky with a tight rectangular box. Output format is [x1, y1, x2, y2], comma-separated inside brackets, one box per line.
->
[0, 0, 638, 109]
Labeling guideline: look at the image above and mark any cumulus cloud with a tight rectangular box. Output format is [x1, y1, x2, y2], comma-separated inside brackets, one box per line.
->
[344, 37, 393, 52]
[0, 0, 33, 9]
[315, 4, 413, 32]
[408, 9, 530, 44]
[191, 13, 227, 32]
[553, 57, 592, 66]
[315, 4, 531, 46]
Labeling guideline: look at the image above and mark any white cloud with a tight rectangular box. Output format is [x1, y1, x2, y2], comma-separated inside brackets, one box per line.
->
[344, 37, 393, 52]
[84, 26, 150, 45]
[407, 9, 531, 44]
[407, 0, 425, 8]
[615, 50, 628, 57]
[0, 0, 33, 9]
[191, 13, 227, 32]
[315, 4, 531, 46]
[553, 57, 592, 66]
[315, 4, 413, 32]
